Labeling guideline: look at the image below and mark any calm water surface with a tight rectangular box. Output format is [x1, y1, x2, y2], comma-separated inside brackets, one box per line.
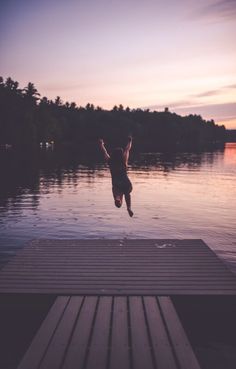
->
[0, 143, 236, 272]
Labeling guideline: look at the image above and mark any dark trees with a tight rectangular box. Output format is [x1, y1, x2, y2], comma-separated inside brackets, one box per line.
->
[0, 77, 226, 150]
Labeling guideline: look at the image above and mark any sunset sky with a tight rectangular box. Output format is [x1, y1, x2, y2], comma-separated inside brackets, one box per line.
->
[1, 0, 236, 128]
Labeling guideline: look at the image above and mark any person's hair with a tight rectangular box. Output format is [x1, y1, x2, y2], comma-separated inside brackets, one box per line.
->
[110, 147, 124, 166]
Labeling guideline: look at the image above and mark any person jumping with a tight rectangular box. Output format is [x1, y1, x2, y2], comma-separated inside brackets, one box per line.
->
[99, 136, 134, 217]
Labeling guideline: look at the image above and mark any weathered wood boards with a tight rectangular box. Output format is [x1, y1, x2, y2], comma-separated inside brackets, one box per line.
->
[0, 239, 236, 295]
[17, 295, 201, 369]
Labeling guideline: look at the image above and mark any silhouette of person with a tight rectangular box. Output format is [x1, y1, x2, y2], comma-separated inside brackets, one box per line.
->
[99, 137, 134, 217]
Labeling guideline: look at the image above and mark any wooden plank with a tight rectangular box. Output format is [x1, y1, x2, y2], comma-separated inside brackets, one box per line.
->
[25, 238, 203, 245]
[1, 271, 234, 280]
[1, 279, 232, 288]
[39, 296, 83, 369]
[109, 297, 130, 369]
[1, 267, 234, 278]
[9, 247, 218, 253]
[17, 255, 218, 260]
[159, 297, 201, 369]
[11, 244, 217, 250]
[62, 296, 98, 369]
[129, 296, 154, 369]
[5, 261, 218, 268]
[85, 296, 112, 369]
[2, 286, 236, 295]
[5, 261, 226, 268]
[4, 264, 228, 271]
[2, 278, 235, 286]
[10, 243, 216, 250]
[17, 296, 69, 369]
[143, 297, 178, 369]
[5, 246, 223, 255]
[9, 240, 214, 248]
[2, 279, 234, 288]
[2, 267, 227, 275]
[1, 284, 235, 294]
[2, 288, 236, 296]
[3, 258, 228, 263]
[6, 258, 222, 265]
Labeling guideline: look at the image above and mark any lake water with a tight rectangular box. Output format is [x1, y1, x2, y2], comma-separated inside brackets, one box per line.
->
[0, 143, 236, 273]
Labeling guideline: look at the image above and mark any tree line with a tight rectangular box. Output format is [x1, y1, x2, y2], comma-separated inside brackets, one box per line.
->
[0, 76, 226, 151]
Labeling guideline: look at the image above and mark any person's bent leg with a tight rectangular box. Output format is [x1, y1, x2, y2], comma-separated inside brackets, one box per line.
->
[125, 193, 133, 217]
[112, 187, 123, 208]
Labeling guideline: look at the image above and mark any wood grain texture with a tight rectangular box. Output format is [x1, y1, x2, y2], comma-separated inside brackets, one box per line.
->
[1, 239, 236, 295]
[17, 295, 201, 369]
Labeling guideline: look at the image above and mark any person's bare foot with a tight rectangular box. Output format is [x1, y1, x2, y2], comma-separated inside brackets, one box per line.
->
[127, 208, 134, 217]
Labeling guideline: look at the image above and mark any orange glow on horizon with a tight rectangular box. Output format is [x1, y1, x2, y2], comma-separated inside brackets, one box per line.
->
[218, 118, 236, 130]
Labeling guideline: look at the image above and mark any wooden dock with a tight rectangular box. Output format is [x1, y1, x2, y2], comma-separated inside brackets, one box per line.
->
[0, 239, 236, 369]
[17, 295, 201, 369]
[0, 239, 236, 295]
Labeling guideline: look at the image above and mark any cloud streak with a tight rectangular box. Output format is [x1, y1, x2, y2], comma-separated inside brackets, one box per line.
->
[145, 83, 236, 111]
[194, 0, 236, 20]
[192, 90, 220, 98]
[226, 83, 236, 89]
[191, 83, 236, 98]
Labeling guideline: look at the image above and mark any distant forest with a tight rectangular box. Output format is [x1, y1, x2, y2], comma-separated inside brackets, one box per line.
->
[0, 76, 226, 151]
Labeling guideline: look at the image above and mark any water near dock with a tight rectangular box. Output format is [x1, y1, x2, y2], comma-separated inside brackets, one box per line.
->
[0, 143, 236, 271]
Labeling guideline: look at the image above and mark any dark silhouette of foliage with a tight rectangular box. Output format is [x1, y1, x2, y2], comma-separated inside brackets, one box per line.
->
[23, 82, 40, 101]
[0, 76, 227, 150]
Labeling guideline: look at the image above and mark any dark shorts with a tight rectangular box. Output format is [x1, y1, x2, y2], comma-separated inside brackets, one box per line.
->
[112, 177, 132, 194]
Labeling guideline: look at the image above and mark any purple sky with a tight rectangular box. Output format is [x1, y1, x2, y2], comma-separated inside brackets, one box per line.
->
[1, 0, 236, 127]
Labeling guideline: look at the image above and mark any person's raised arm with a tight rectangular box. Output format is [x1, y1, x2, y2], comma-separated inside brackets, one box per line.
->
[98, 139, 110, 162]
[124, 136, 132, 165]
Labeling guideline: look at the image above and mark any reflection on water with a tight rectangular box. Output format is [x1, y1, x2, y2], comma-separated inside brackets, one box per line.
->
[0, 143, 236, 272]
